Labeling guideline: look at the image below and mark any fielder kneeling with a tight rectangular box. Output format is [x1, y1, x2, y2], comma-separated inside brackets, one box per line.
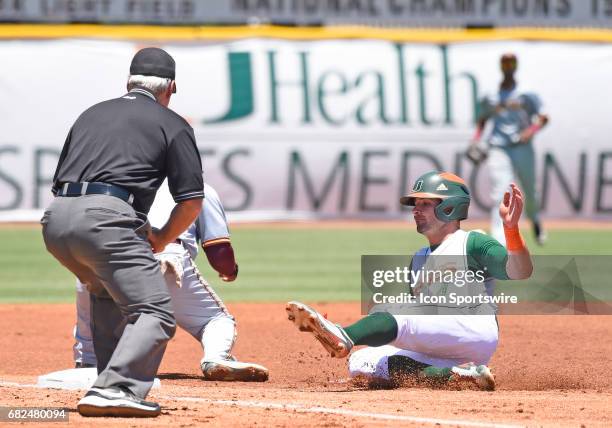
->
[286, 171, 533, 390]
[74, 182, 268, 382]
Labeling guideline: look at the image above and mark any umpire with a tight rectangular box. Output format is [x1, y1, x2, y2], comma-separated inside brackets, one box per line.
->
[41, 48, 204, 417]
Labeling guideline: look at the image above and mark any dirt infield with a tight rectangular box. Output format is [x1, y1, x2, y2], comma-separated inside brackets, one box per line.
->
[1, 303, 611, 427]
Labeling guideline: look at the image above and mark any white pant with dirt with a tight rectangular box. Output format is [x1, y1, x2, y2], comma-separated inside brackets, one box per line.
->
[348, 314, 498, 381]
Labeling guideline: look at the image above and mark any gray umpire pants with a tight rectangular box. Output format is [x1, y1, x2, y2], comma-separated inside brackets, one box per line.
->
[41, 194, 176, 399]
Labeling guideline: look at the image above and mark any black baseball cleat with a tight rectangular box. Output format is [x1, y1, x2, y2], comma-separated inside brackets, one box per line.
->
[77, 386, 161, 417]
[75, 362, 96, 369]
[533, 221, 547, 246]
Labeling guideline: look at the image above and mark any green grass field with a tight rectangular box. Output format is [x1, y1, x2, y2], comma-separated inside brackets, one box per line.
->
[1, 225, 611, 303]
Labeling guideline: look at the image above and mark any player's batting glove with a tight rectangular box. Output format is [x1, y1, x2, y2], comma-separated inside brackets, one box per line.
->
[220, 264, 239, 282]
[466, 144, 488, 165]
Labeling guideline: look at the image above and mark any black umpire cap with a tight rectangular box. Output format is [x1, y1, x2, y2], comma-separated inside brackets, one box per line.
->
[130, 47, 176, 92]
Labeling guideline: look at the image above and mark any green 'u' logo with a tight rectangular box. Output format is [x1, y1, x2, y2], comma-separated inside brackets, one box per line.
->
[203, 52, 254, 124]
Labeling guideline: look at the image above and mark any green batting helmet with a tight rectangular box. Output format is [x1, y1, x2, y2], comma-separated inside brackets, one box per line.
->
[400, 171, 470, 222]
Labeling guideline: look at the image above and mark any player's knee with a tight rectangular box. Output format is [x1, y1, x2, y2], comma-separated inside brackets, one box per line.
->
[481, 322, 499, 344]
[468, 328, 498, 364]
[208, 313, 235, 326]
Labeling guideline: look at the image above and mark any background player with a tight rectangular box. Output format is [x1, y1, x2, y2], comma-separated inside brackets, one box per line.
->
[469, 53, 549, 245]
[74, 182, 268, 382]
[286, 171, 533, 389]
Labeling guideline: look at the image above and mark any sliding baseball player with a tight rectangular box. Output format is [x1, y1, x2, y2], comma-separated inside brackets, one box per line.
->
[286, 171, 533, 390]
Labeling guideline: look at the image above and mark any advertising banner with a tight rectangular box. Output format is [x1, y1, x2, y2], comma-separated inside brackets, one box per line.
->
[0, 39, 610, 220]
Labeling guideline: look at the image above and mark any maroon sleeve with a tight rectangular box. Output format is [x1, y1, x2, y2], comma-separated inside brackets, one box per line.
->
[203, 242, 238, 280]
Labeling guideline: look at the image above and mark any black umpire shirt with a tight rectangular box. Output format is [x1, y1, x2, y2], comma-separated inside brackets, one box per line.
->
[52, 87, 204, 213]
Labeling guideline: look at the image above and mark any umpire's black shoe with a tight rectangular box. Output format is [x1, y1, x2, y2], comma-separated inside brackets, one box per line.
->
[77, 386, 161, 417]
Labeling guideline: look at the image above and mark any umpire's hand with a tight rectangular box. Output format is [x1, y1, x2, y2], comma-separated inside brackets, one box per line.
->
[149, 199, 203, 253]
[149, 229, 172, 253]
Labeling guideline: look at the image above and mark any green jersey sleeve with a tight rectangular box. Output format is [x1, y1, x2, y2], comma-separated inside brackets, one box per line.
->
[466, 231, 509, 280]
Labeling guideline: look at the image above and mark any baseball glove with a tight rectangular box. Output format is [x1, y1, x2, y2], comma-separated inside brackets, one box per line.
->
[465, 144, 488, 165]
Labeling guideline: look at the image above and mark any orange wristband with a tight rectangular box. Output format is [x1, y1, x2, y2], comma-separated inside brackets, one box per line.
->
[504, 226, 526, 251]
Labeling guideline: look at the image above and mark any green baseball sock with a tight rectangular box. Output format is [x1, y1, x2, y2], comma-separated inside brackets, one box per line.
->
[420, 366, 452, 380]
[343, 312, 398, 346]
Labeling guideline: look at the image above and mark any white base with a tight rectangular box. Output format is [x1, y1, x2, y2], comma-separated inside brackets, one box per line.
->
[36, 368, 161, 391]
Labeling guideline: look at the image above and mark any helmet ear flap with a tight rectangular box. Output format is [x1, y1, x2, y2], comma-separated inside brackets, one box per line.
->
[434, 197, 470, 222]
[434, 201, 450, 222]
[454, 200, 469, 220]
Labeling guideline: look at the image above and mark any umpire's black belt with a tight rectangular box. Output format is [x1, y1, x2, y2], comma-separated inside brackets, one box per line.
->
[57, 182, 135, 205]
